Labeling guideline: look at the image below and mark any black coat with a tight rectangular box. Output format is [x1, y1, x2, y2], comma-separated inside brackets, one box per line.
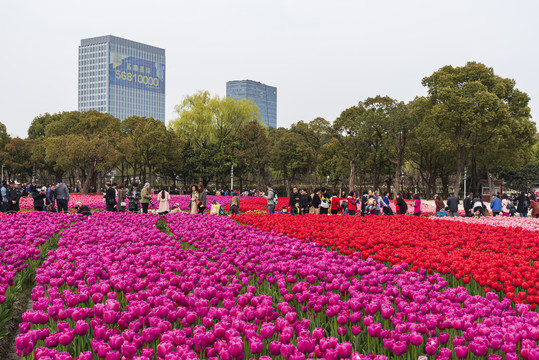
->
[299, 193, 311, 209]
[105, 187, 117, 206]
[312, 194, 321, 208]
[6, 187, 21, 203]
[463, 197, 472, 210]
[289, 192, 300, 208]
[447, 196, 459, 213]
[517, 194, 527, 212]
[32, 191, 46, 207]
[396, 198, 407, 214]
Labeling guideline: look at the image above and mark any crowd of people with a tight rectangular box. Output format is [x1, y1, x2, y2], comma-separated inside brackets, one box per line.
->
[0, 180, 70, 213]
[261, 185, 539, 218]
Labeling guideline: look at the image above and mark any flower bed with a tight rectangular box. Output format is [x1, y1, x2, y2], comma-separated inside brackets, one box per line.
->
[434, 216, 539, 232]
[13, 212, 539, 359]
[0, 212, 81, 340]
[233, 213, 539, 307]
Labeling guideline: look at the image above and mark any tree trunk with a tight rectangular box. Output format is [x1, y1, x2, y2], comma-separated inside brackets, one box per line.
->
[348, 159, 356, 193]
[441, 174, 450, 198]
[393, 161, 401, 199]
[96, 171, 103, 195]
[453, 146, 467, 198]
[487, 170, 495, 201]
[81, 163, 96, 195]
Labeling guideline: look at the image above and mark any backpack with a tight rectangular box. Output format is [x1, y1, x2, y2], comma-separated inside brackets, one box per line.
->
[273, 191, 278, 205]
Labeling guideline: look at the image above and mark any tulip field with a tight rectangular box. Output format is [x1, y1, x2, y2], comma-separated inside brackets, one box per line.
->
[2, 209, 539, 359]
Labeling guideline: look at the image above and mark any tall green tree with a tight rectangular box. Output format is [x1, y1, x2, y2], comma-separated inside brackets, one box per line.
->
[333, 105, 370, 192]
[291, 118, 331, 187]
[361, 96, 417, 197]
[422, 61, 534, 197]
[43, 111, 121, 194]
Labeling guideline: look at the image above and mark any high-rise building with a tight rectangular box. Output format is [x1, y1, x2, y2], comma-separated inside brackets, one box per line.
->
[226, 80, 277, 128]
[78, 35, 166, 122]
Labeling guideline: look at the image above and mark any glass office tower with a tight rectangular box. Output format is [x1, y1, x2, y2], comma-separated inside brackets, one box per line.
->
[226, 80, 277, 128]
[78, 35, 166, 122]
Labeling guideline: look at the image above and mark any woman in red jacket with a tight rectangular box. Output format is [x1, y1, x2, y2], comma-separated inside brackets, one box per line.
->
[347, 191, 358, 216]
[330, 192, 341, 215]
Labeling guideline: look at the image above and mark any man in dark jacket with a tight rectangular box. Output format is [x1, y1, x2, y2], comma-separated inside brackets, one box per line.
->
[361, 191, 369, 216]
[299, 188, 310, 215]
[6, 181, 21, 213]
[46, 185, 56, 212]
[517, 192, 528, 217]
[447, 193, 459, 217]
[288, 187, 300, 213]
[463, 193, 473, 217]
[32, 187, 47, 211]
[104, 183, 117, 212]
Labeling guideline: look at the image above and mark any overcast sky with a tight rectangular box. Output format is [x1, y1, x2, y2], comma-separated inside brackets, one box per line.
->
[1, 1, 537, 138]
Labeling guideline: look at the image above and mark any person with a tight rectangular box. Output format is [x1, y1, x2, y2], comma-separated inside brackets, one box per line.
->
[190, 185, 199, 214]
[45, 185, 56, 212]
[32, 186, 47, 211]
[170, 203, 181, 214]
[55, 180, 70, 214]
[280, 206, 289, 214]
[436, 207, 448, 217]
[29, 182, 37, 194]
[395, 193, 408, 215]
[104, 183, 117, 212]
[374, 191, 384, 215]
[127, 183, 141, 213]
[289, 187, 300, 214]
[117, 182, 127, 212]
[530, 199, 539, 218]
[140, 183, 152, 214]
[463, 193, 473, 217]
[501, 194, 511, 217]
[413, 194, 421, 216]
[320, 188, 331, 215]
[383, 193, 390, 208]
[157, 187, 170, 215]
[347, 191, 358, 216]
[1, 182, 7, 212]
[311, 188, 321, 214]
[472, 195, 485, 217]
[446, 193, 459, 217]
[299, 188, 311, 215]
[435, 195, 445, 217]
[360, 191, 369, 216]
[330, 192, 340, 215]
[230, 192, 240, 215]
[75, 202, 91, 216]
[490, 195, 502, 216]
[517, 192, 528, 218]
[6, 181, 21, 213]
[264, 184, 276, 214]
[198, 184, 207, 214]
[365, 193, 376, 215]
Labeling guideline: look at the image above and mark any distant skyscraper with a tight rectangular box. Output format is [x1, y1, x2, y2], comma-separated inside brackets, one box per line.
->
[78, 35, 166, 122]
[226, 80, 277, 128]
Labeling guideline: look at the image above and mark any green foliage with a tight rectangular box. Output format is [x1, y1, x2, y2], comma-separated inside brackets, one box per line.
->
[421, 61, 536, 196]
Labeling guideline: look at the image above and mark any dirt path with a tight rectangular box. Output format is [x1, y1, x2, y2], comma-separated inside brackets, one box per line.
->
[0, 288, 34, 360]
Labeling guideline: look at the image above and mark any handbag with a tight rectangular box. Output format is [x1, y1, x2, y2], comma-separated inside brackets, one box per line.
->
[120, 201, 126, 207]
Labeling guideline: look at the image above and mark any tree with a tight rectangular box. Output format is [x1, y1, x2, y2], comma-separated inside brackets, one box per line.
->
[43, 111, 121, 194]
[291, 118, 331, 187]
[4, 138, 35, 180]
[269, 128, 310, 196]
[121, 116, 170, 183]
[333, 105, 370, 192]
[169, 91, 260, 185]
[361, 96, 417, 198]
[422, 61, 534, 197]
[236, 120, 269, 194]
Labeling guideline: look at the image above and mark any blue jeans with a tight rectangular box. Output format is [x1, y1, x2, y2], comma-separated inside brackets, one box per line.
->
[268, 205, 275, 214]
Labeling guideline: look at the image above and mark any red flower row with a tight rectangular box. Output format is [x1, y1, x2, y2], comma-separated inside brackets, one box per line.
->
[233, 214, 539, 306]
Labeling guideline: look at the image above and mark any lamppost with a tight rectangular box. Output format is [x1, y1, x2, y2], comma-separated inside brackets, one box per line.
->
[230, 164, 234, 192]
[463, 167, 467, 197]
[1, 164, 4, 181]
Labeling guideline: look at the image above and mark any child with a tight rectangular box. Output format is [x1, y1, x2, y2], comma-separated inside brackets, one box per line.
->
[292, 202, 301, 215]
[436, 207, 448, 217]
[280, 206, 289, 214]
